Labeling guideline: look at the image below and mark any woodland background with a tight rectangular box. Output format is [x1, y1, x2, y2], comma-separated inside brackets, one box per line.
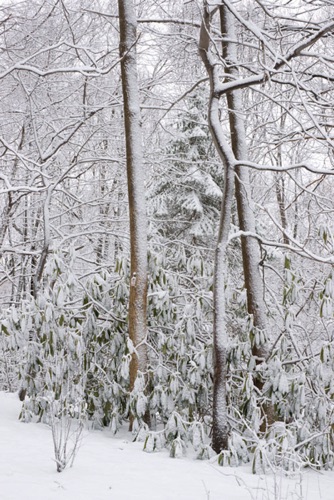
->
[0, 0, 334, 474]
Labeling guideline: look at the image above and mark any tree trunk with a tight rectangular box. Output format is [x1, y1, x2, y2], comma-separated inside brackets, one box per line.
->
[118, 0, 149, 429]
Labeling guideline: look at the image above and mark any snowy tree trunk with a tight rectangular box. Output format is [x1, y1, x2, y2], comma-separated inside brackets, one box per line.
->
[219, 6, 275, 431]
[199, 5, 236, 453]
[275, 122, 289, 246]
[118, 0, 149, 429]
[32, 187, 52, 297]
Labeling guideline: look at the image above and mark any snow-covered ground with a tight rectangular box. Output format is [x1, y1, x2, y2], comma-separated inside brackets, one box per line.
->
[0, 392, 333, 500]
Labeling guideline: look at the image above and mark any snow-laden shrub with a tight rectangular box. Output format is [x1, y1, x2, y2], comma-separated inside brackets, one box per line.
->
[2, 245, 334, 473]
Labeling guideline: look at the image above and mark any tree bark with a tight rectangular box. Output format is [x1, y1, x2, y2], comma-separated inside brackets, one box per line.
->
[118, 0, 149, 429]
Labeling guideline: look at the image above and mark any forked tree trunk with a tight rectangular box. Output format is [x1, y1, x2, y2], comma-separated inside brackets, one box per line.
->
[199, 2, 277, 452]
[199, 6, 236, 453]
[118, 0, 149, 429]
[219, 6, 275, 431]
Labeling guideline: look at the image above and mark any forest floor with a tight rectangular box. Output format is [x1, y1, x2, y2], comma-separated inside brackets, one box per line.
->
[0, 392, 333, 500]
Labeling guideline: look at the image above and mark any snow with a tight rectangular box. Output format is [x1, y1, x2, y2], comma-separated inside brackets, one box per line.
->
[1, 392, 334, 500]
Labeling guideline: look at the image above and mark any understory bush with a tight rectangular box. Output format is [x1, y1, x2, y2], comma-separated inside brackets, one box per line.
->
[1, 251, 334, 473]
